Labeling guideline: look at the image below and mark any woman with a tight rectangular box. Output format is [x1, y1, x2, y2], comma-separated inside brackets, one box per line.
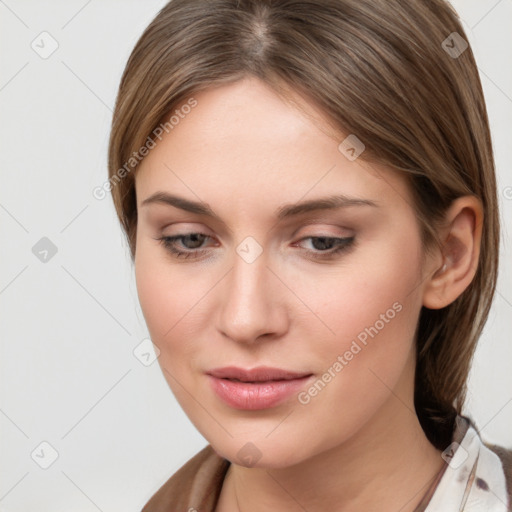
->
[107, 0, 512, 510]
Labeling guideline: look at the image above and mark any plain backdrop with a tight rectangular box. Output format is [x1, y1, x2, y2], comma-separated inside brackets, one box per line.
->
[0, 1, 511, 510]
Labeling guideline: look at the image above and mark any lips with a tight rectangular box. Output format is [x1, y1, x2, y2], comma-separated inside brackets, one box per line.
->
[207, 366, 312, 382]
[206, 366, 314, 410]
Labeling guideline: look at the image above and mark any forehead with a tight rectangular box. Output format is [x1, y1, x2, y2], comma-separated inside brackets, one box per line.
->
[135, 77, 413, 216]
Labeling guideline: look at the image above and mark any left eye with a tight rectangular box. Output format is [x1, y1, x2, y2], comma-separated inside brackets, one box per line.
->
[297, 236, 353, 252]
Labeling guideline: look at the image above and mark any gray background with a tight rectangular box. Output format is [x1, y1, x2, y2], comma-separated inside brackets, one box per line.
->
[1, 1, 511, 510]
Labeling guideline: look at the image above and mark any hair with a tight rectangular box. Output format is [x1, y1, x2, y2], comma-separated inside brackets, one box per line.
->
[107, 0, 500, 450]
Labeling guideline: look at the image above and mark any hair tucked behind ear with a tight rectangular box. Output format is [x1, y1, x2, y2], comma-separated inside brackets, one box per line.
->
[108, 0, 499, 450]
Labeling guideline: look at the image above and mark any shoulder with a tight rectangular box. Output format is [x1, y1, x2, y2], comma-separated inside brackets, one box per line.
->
[141, 444, 230, 512]
[484, 441, 512, 510]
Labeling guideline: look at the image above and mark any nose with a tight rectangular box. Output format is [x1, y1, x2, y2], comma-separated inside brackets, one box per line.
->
[216, 246, 289, 345]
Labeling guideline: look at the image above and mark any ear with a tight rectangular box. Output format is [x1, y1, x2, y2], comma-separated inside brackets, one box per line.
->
[422, 195, 483, 310]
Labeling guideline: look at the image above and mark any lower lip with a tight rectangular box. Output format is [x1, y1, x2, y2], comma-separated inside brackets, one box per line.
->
[207, 374, 313, 410]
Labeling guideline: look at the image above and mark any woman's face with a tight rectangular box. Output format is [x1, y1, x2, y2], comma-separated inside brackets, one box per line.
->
[134, 76, 433, 468]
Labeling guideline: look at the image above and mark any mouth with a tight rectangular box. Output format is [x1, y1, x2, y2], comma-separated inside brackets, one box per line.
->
[206, 366, 314, 410]
[207, 366, 313, 382]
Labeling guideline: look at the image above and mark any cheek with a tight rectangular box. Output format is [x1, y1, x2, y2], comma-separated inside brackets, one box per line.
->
[135, 255, 171, 340]
[135, 245, 193, 346]
[293, 234, 423, 425]
[134, 243, 219, 374]
[135, 256, 198, 415]
[304, 231, 422, 346]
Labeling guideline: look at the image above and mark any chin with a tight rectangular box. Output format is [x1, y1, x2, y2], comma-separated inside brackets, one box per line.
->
[208, 434, 317, 470]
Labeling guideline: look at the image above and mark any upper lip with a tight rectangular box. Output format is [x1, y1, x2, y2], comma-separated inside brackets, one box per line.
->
[207, 366, 312, 382]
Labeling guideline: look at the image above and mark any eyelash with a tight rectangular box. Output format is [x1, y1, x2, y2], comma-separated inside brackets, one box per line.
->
[154, 233, 355, 261]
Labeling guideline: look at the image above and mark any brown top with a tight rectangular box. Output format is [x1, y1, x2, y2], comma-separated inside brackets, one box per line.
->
[142, 445, 229, 511]
[141, 415, 512, 511]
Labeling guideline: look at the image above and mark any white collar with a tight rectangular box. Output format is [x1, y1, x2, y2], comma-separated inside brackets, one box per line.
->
[424, 415, 509, 511]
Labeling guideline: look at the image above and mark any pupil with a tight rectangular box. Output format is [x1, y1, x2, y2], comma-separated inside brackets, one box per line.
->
[185, 234, 205, 249]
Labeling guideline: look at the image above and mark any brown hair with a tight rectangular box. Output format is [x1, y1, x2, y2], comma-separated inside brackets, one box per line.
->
[107, 0, 500, 450]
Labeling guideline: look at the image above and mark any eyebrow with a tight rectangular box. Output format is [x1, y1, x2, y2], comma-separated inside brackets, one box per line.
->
[140, 192, 379, 221]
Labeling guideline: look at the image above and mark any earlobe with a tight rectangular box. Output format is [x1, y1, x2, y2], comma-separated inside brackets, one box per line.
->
[422, 196, 483, 310]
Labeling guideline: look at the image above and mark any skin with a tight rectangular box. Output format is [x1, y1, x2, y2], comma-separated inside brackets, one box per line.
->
[134, 76, 483, 511]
